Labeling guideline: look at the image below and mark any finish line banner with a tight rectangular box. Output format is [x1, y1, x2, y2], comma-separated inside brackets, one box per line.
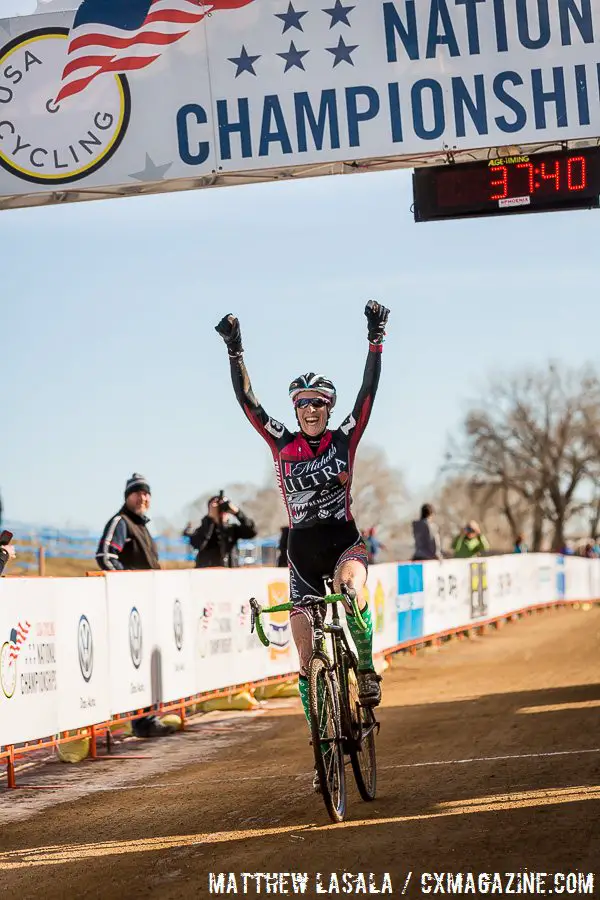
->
[0, 0, 599, 209]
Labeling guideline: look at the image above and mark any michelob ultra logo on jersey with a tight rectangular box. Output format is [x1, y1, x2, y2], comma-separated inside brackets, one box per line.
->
[0, 28, 130, 185]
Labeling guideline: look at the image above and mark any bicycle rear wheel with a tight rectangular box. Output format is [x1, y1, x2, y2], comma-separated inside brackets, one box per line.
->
[308, 655, 346, 823]
[343, 655, 377, 801]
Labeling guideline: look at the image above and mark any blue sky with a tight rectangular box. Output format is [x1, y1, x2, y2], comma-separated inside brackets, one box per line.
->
[1, 0, 599, 530]
[2, 166, 598, 530]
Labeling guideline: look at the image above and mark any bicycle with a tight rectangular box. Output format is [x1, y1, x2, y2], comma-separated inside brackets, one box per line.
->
[249, 583, 379, 823]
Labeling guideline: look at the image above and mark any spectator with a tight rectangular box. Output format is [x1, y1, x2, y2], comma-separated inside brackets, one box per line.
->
[583, 542, 596, 559]
[412, 503, 443, 561]
[0, 539, 15, 577]
[183, 495, 257, 568]
[514, 533, 528, 553]
[96, 473, 173, 739]
[96, 474, 161, 571]
[364, 526, 384, 564]
[277, 526, 289, 568]
[452, 521, 490, 558]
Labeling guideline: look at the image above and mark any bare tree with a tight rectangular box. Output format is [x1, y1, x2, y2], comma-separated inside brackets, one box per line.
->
[352, 444, 411, 561]
[447, 363, 600, 551]
[431, 475, 519, 553]
[578, 397, 600, 539]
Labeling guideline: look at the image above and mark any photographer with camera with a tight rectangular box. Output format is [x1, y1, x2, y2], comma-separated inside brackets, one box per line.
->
[183, 493, 257, 568]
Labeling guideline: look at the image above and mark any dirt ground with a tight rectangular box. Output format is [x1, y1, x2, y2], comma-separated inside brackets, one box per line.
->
[1, 606, 598, 899]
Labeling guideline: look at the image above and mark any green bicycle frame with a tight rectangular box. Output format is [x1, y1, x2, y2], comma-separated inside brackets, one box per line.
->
[250, 592, 367, 648]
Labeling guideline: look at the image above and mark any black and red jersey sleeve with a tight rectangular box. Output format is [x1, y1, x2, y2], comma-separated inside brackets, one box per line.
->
[336, 342, 382, 455]
[229, 354, 293, 451]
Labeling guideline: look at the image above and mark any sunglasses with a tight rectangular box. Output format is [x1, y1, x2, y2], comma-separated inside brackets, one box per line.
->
[294, 397, 330, 410]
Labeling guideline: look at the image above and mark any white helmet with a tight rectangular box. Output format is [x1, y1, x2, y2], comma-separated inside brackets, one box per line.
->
[288, 373, 337, 409]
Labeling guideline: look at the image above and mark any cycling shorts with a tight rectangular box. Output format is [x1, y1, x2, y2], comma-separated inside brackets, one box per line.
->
[287, 520, 368, 614]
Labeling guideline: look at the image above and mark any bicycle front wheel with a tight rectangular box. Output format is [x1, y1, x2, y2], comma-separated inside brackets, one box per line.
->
[308, 655, 346, 823]
[344, 656, 377, 801]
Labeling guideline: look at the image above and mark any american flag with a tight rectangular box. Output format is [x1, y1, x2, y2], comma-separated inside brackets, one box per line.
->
[56, 0, 255, 104]
[8, 621, 31, 664]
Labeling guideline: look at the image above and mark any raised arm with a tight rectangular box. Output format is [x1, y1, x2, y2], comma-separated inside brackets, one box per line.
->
[228, 505, 257, 540]
[343, 301, 390, 445]
[215, 314, 291, 448]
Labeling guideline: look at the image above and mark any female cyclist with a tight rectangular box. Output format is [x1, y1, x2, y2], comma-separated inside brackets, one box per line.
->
[215, 301, 390, 729]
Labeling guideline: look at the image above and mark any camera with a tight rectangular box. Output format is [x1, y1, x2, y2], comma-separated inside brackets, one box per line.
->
[217, 491, 231, 514]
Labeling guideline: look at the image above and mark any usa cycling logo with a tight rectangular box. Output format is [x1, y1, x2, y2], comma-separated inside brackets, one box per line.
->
[78, 614, 93, 683]
[129, 607, 143, 669]
[0, 620, 30, 699]
[0, 0, 251, 186]
[0, 28, 130, 186]
[173, 599, 184, 652]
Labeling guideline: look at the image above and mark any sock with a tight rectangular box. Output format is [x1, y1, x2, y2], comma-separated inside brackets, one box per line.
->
[299, 674, 328, 757]
[347, 604, 374, 671]
[298, 675, 310, 724]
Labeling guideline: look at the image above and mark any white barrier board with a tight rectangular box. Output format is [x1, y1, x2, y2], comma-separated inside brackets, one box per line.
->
[1, 553, 598, 747]
[154, 569, 196, 705]
[55, 576, 111, 731]
[422, 559, 472, 636]
[0, 579, 58, 745]
[105, 572, 157, 714]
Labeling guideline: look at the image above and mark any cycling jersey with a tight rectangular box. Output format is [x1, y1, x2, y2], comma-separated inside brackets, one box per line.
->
[228, 343, 382, 529]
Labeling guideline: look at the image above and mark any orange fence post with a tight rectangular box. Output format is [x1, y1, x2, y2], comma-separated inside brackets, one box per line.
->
[90, 725, 98, 760]
[37, 546, 45, 577]
[7, 745, 16, 789]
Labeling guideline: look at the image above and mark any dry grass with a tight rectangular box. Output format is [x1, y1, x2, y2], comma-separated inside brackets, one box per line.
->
[6, 552, 194, 578]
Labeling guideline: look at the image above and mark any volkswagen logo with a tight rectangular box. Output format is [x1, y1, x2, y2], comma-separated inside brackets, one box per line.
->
[78, 614, 94, 683]
[129, 607, 143, 669]
[173, 599, 184, 652]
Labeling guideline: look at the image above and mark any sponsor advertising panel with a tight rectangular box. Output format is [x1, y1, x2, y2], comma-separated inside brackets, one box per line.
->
[153, 569, 196, 704]
[55, 576, 111, 730]
[422, 559, 472, 635]
[105, 571, 157, 715]
[0, 578, 58, 745]
[1, 556, 597, 748]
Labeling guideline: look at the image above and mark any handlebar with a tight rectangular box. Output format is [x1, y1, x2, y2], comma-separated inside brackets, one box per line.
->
[249, 586, 367, 648]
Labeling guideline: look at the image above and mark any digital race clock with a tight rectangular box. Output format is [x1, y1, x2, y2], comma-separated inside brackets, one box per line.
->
[413, 147, 600, 222]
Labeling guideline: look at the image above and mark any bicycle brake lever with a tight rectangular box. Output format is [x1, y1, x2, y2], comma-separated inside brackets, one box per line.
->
[340, 582, 356, 602]
[249, 598, 260, 633]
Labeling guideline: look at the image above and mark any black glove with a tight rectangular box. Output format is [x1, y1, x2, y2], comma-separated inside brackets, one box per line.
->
[215, 314, 243, 356]
[364, 300, 390, 344]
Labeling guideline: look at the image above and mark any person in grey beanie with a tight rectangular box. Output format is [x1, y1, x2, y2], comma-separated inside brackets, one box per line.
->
[96, 474, 174, 739]
[96, 473, 160, 571]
